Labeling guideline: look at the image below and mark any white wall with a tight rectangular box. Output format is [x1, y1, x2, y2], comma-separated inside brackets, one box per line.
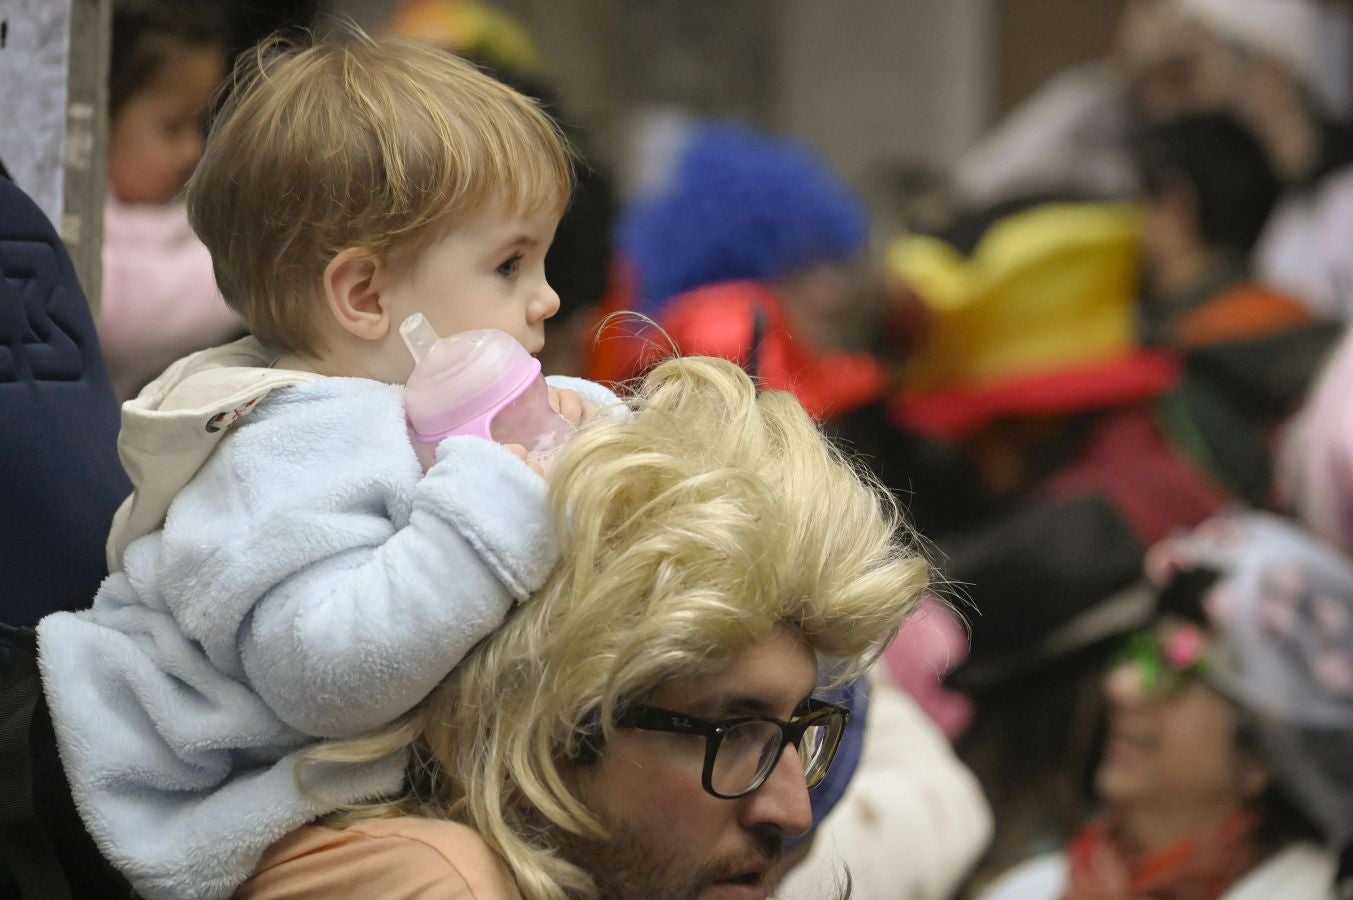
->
[321, 0, 999, 202]
[0, 0, 107, 303]
[0, 0, 74, 226]
[777, 0, 996, 197]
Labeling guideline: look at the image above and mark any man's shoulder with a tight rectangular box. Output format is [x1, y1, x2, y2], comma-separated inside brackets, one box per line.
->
[339, 816, 510, 868]
[241, 817, 522, 899]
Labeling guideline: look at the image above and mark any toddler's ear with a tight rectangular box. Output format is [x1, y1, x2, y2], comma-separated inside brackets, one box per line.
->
[323, 247, 387, 341]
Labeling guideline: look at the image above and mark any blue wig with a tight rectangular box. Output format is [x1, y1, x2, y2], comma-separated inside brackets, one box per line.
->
[618, 123, 869, 317]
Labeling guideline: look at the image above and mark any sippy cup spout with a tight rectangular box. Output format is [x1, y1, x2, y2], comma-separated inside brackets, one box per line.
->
[400, 313, 440, 364]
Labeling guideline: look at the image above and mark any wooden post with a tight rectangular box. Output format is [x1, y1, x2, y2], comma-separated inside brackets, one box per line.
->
[62, 0, 110, 313]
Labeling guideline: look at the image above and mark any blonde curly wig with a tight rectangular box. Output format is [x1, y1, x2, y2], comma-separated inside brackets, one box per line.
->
[315, 356, 928, 899]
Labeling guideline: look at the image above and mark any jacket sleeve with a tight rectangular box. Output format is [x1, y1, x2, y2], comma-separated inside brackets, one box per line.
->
[145, 381, 559, 738]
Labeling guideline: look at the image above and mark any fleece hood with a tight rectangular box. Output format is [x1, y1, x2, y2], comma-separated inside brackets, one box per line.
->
[106, 336, 323, 570]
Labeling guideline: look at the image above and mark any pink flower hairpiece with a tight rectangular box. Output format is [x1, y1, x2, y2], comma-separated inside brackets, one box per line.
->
[1163, 623, 1207, 671]
[1114, 623, 1212, 697]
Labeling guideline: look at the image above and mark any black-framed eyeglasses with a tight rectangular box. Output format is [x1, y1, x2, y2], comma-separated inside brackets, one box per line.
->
[616, 698, 850, 800]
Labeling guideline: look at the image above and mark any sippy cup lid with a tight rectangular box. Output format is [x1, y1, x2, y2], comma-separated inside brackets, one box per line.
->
[401, 313, 541, 436]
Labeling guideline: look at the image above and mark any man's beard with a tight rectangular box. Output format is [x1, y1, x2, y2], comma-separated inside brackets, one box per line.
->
[551, 816, 784, 900]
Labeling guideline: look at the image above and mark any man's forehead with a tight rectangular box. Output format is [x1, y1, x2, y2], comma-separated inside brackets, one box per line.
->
[649, 625, 819, 717]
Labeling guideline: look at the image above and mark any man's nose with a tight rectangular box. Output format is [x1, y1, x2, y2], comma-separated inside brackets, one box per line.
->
[739, 745, 813, 838]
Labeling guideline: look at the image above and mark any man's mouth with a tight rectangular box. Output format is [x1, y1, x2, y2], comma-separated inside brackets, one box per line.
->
[709, 859, 772, 897]
[709, 870, 768, 899]
[703, 836, 782, 898]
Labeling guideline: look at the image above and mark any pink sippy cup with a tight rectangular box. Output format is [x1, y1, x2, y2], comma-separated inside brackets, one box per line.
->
[401, 313, 574, 472]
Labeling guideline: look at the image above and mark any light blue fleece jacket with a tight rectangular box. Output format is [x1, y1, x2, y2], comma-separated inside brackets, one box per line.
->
[37, 337, 618, 900]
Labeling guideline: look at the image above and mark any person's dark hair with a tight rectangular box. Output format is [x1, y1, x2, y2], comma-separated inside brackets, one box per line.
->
[1234, 719, 1331, 855]
[1135, 113, 1282, 256]
[1152, 565, 1218, 625]
[110, 0, 228, 115]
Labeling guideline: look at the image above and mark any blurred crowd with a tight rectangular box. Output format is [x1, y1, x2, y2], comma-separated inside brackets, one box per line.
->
[48, 0, 1353, 897]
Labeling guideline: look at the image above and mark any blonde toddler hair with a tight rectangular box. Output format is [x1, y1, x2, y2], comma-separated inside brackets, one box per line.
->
[186, 27, 572, 354]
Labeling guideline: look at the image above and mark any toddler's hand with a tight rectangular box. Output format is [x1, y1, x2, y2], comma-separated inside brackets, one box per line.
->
[502, 443, 546, 480]
[548, 386, 595, 427]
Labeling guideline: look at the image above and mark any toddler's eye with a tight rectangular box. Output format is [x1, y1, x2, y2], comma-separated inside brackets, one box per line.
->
[496, 254, 522, 278]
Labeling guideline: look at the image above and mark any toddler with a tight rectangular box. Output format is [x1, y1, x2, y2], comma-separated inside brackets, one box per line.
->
[101, 0, 244, 401]
[39, 30, 614, 900]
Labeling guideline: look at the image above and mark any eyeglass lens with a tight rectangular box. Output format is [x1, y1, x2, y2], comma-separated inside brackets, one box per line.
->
[710, 717, 837, 796]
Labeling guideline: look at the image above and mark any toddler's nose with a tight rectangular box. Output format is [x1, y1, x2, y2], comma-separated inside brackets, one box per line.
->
[535, 283, 561, 321]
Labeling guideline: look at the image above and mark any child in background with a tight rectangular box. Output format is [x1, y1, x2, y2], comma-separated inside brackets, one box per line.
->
[101, 0, 244, 401]
[39, 30, 614, 900]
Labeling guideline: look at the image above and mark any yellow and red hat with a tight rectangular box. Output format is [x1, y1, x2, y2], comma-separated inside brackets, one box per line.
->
[888, 202, 1179, 440]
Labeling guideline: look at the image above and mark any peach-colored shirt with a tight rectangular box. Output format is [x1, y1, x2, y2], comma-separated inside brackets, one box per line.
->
[237, 818, 522, 899]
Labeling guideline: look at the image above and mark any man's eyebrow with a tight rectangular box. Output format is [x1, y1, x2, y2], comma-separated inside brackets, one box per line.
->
[683, 694, 769, 718]
[695, 691, 815, 719]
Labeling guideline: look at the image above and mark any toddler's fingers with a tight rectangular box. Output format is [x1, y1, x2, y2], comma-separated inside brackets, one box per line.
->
[502, 443, 546, 479]
[549, 387, 586, 426]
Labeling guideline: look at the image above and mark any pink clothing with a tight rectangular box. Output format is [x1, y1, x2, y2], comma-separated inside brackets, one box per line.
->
[100, 197, 243, 402]
[882, 598, 974, 738]
[238, 818, 522, 899]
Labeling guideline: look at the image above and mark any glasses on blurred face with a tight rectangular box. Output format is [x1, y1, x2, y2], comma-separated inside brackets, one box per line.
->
[1113, 622, 1212, 698]
[617, 698, 850, 800]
